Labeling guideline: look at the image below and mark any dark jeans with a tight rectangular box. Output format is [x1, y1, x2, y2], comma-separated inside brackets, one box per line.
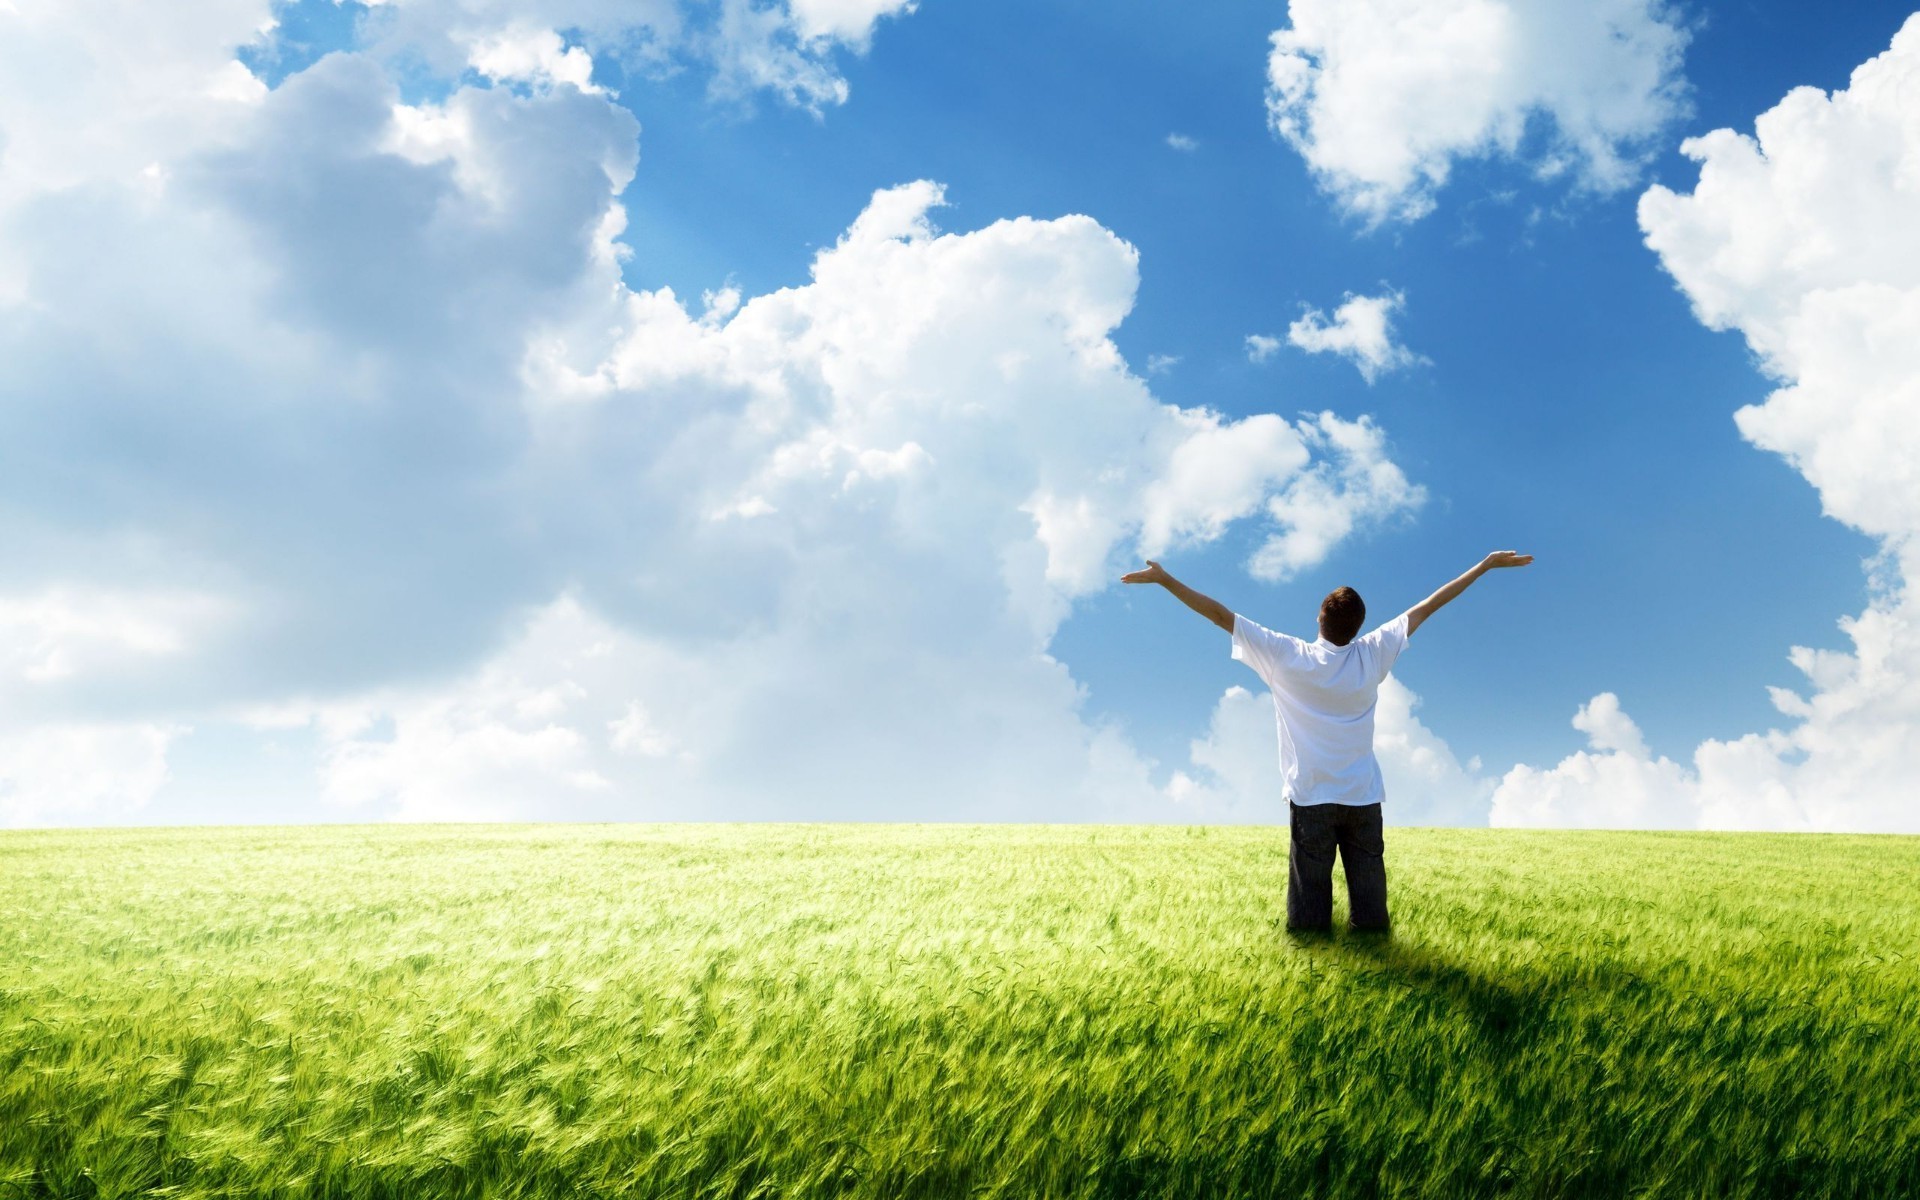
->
[1288, 800, 1389, 932]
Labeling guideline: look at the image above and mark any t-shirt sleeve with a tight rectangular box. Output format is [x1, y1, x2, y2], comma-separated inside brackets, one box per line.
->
[1230, 614, 1301, 687]
[1358, 611, 1413, 681]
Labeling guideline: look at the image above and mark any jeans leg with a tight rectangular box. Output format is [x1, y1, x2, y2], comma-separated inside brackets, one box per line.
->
[1336, 803, 1390, 931]
[1287, 802, 1338, 931]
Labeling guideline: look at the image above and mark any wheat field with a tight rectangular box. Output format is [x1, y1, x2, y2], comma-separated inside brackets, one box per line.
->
[2, 822, 1917, 1198]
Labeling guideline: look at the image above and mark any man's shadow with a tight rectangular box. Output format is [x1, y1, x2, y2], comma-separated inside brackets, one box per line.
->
[1295, 930, 1644, 1047]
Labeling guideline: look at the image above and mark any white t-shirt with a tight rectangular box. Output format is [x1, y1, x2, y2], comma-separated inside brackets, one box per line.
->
[1229, 610, 1412, 807]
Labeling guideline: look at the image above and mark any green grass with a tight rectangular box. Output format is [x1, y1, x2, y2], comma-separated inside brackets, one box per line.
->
[2, 823, 1917, 1199]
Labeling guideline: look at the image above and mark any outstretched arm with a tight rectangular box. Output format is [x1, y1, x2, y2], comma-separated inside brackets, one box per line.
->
[1405, 550, 1533, 637]
[1120, 560, 1234, 634]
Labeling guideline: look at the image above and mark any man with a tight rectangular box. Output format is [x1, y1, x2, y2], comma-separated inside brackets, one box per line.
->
[1121, 551, 1533, 933]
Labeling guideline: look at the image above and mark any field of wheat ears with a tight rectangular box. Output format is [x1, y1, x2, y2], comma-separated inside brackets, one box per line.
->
[2, 822, 1917, 1200]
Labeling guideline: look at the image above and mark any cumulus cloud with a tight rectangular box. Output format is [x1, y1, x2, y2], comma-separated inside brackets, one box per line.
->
[1570, 691, 1646, 757]
[318, 600, 626, 823]
[1372, 677, 1496, 825]
[709, 0, 911, 111]
[1166, 133, 1199, 152]
[467, 26, 605, 94]
[1495, 16, 1920, 833]
[1, 49, 645, 722]
[1490, 694, 1696, 828]
[308, 593, 1176, 823]
[0, 0, 271, 314]
[0, 3, 1424, 824]
[474, 179, 1424, 819]
[1285, 289, 1426, 382]
[784, 0, 918, 45]
[1164, 686, 1276, 821]
[0, 724, 178, 827]
[350, 0, 915, 113]
[1245, 333, 1283, 363]
[1246, 414, 1425, 580]
[1266, 0, 1691, 223]
[0, 587, 232, 692]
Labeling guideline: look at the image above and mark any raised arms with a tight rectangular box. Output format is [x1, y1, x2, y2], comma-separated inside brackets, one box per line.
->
[1405, 550, 1534, 637]
[1120, 560, 1234, 634]
[1122, 551, 1533, 640]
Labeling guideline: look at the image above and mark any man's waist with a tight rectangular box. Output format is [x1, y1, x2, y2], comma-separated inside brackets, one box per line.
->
[1282, 762, 1383, 805]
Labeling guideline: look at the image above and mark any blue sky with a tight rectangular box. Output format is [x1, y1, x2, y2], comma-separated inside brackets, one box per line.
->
[604, 0, 1899, 771]
[3, 0, 1919, 829]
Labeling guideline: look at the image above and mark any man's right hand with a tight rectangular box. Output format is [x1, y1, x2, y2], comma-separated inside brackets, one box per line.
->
[1122, 561, 1234, 632]
[1480, 550, 1534, 570]
[1408, 549, 1534, 636]
[1121, 560, 1170, 585]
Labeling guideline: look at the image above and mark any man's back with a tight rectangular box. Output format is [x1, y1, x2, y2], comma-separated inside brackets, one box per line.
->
[1230, 611, 1411, 807]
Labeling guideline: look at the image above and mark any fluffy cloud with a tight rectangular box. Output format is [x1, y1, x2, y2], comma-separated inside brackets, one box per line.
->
[1167, 677, 1492, 825]
[355, 0, 915, 112]
[1497, 16, 1920, 832]
[317, 600, 626, 823]
[785, 0, 917, 45]
[0, 7, 1424, 824]
[1372, 678, 1496, 825]
[0, 588, 235, 724]
[307, 594, 1173, 823]
[467, 26, 605, 94]
[0, 724, 178, 827]
[0, 0, 903, 258]
[2, 49, 644, 720]
[1490, 694, 1695, 829]
[1245, 415, 1425, 580]
[0, 0, 272, 203]
[467, 179, 1423, 819]
[1283, 289, 1426, 382]
[1266, 0, 1691, 223]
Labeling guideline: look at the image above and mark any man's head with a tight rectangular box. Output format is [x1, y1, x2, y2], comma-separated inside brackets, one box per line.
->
[1318, 587, 1365, 646]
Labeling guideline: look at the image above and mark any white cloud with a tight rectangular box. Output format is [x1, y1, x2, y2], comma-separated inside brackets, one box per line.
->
[1570, 691, 1646, 757]
[786, 0, 916, 46]
[1286, 289, 1426, 382]
[319, 600, 624, 822]
[1166, 133, 1198, 152]
[0, 723, 178, 827]
[1266, 0, 1691, 223]
[1136, 412, 1310, 560]
[1490, 692, 1697, 829]
[0, 0, 270, 311]
[306, 591, 1173, 822]
[1245, 333, 1283, 363]
[1247, 413, 1425, 580]
[1373, 677, 1495, 824]
[0, 0, 1427, 825]
[477, 180, 1425, 817]
[468, 26, 605, 94]
[701, 0, 915, 109]
[705, 0, 852, 110]
[1145, 353, 1180, 375]
[0, 587, 233, 690]
[1495, 16, 1920, 832]
[268, 0, 913, 116]
[608, 701, 676, 758]
[1165, 685, 1278, 821]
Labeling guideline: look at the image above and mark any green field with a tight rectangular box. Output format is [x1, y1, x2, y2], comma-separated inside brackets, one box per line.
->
[3, 823, 1917, 1199]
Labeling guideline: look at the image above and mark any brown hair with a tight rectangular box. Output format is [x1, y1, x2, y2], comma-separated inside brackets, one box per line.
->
[1319, 587, 1365, 646]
